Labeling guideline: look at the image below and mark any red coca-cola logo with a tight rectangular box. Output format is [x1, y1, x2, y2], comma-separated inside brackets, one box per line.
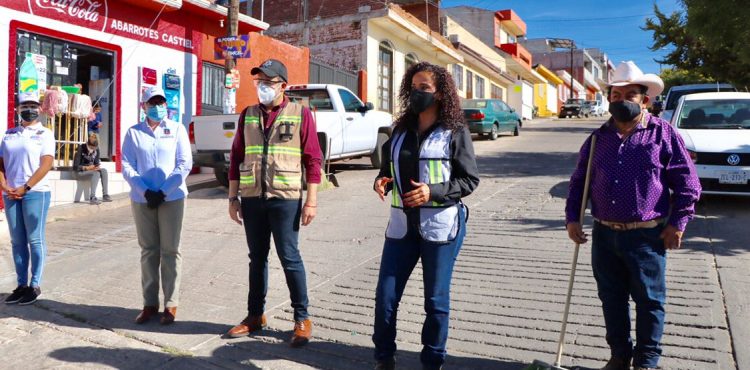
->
[29, 0, 108, 32]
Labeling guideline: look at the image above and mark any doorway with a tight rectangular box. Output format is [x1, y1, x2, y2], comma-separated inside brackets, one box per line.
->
[15, 31, 116, 159]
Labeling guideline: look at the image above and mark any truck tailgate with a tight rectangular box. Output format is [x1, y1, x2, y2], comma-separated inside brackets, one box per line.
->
[194, 114, 239, 151]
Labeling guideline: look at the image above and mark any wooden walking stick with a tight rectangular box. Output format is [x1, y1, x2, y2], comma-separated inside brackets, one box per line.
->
[555, 133, 597, 367]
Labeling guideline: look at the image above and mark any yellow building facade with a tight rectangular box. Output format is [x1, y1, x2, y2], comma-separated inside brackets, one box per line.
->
[533, 64, 564, 117]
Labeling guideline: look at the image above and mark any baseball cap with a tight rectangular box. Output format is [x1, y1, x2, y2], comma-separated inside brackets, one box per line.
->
[251, 59, 288, 82]
[141, 86, 166, 103]
[18, 90, 40, 105]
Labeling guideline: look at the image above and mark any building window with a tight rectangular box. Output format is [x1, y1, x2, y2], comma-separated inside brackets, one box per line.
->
[378, 41, 394, 113]
[508, 34, 517, 44]
[475, 76, 485, 98]
[202, 62, 224, 115]
[452, 64, 463, 91]
[405, 53, 419, 71]
[466, 70, 474, 99]
[491, 84, 502, 99]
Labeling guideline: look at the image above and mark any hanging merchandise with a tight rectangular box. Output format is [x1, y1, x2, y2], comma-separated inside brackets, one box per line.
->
[41, 89, 61, 116]
[70, 94, 93, 119]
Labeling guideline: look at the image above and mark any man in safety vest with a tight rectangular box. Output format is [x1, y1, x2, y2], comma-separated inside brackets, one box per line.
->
[225, 59, 322, 347]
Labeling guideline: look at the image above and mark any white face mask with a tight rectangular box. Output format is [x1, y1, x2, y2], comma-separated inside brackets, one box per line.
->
[257, 83, 278, 105]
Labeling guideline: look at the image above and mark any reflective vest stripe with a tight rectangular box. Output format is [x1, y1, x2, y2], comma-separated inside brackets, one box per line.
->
[244, 116, 260, 124]
[240, 175, 255, 184]
[245, 145, 302, 155]
[390, 162, 403, 207]
[277, 115, 302, 122]
[273, 175, 301, 185]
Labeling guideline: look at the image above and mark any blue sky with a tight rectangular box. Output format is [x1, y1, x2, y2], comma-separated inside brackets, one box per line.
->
[441, 0, 683, 75]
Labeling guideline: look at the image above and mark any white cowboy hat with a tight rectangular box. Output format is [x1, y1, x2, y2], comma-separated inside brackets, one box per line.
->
[608, 61, 664, 97]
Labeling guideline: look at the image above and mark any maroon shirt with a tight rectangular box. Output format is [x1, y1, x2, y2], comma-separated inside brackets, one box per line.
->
[229, 97, 322, 184]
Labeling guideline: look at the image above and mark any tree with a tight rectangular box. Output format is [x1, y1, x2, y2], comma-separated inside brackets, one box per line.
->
[643, 1, 750, 89]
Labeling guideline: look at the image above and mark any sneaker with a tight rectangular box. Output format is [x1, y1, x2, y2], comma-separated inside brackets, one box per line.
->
[89, 196, 102, 205]
[374, 358, 395, 370]
[102, 194, 112, 202]
[18, 286, 41, 305]
[4, 286, 29, 304]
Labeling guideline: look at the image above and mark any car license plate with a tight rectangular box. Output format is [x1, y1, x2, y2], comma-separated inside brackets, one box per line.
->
[223, 153, 231, 162]
[718, 171, 747, 184]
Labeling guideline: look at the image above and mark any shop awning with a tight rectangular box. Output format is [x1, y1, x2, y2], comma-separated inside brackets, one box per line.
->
[120, 0, 182, 12]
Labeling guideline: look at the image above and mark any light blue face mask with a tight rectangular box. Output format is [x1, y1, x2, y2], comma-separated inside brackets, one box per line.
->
[146, 105, 167, 122]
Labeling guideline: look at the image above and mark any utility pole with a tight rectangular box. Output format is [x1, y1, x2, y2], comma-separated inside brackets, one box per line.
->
[570, 46, 574, 100]
[548, 38, 576, 101]
[224, 0, 239, 114]
[302, 0, 309, 46]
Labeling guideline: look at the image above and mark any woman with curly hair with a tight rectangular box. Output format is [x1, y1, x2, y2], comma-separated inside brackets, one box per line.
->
[371, 62, 480, 370]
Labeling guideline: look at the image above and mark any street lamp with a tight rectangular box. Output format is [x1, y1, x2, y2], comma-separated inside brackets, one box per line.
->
[548, 38, 576, 101]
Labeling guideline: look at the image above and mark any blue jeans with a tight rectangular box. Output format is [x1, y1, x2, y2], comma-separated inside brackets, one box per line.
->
[241, 197, 309, 321]
[592, 221, 667, 368]
[373, 206, 466, 369]
[4, 192, 51, 288]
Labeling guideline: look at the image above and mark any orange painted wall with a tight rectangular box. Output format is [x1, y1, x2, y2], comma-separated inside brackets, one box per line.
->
[199, 32, 310, 110]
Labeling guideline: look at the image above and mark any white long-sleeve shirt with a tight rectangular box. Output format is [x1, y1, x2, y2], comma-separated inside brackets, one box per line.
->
[121, 118, 192, 203]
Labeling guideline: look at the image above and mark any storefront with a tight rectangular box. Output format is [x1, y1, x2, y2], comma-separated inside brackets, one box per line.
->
[1, 0, 268, 171]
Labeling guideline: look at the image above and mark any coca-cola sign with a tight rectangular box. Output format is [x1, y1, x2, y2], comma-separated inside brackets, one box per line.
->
[28, 0, 108, 32]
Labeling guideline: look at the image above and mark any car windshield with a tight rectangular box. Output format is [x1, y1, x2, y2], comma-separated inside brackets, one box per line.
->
[285, 89, 334, 111]
[676, 99, 750, 129]
[462, 100, 489, 108]
[565, 99, 584, 105]
[666, 86, 736, 110]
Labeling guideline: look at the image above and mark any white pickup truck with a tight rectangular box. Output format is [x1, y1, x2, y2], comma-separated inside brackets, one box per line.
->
[193, 84, 393, 186]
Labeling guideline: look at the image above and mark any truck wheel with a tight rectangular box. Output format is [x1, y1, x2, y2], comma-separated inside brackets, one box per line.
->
[489, 124, 498, 140]
[214, 167, 229, 188]
[370, 132, 389, 169]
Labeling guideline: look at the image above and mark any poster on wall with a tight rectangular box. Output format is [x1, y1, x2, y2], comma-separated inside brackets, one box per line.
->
[19, 52, 47, 96]
[139, 66, 157, 122]
[163, 71, 181, 121]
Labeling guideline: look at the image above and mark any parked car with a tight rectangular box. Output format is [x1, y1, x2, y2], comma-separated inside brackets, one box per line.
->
[673, 92, 750, 196]
[193, 84, 393, 186]
[589, 100, 606, 116]
[462, 99, 521, 140]
[661, 83, 736, 123]
[558, 98, 591, 118]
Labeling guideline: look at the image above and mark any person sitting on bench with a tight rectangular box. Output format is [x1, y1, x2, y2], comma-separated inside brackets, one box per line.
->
[73, 132, 111, 204]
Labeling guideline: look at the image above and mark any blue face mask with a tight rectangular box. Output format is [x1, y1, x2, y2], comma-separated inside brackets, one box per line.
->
[146, 105, 167, 122]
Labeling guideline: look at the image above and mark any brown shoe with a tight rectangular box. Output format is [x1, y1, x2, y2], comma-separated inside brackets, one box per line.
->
[290, 318, 312, 347]
[160, 307, 177, 325]
[226, 315, 267, 338]
[134, 306, 159, 324]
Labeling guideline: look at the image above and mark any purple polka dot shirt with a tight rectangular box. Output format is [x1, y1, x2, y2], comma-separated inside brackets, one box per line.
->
[566, 113, 701, 231]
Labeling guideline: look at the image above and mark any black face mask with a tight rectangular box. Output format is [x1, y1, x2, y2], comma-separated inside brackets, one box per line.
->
[409, 89, 435, 115]
[609, 100, 642, 122]
[20, 109, 40, 122]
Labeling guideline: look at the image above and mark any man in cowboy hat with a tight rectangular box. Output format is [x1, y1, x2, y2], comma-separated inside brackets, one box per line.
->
[565, 61, 701, 370]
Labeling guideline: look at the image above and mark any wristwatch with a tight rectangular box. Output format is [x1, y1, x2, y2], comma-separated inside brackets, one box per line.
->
[23, 183, 31, 192]
[228, 195, 240, 203]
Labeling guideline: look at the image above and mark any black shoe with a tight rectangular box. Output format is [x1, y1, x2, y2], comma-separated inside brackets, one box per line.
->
[374, 358, 395, 370]
[5, 286, 29, 304]
[89, 196, 102, 205]
[102, 195, 112, 202]
[18, 286, 41, 305]
[601, 356, 631, 370]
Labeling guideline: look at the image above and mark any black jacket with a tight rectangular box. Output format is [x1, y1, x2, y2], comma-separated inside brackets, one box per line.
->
[73, 144, 101, 171]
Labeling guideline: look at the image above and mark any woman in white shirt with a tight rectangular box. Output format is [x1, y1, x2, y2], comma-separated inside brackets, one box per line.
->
[0, 91, 55, 305]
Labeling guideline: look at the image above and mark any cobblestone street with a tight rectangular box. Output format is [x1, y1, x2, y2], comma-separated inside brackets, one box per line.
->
[0, 118, 747, 369]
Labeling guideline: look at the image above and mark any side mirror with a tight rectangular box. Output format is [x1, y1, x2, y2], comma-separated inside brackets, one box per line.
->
[509, 108, 515, 113]
[359, 102, 374, 113]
